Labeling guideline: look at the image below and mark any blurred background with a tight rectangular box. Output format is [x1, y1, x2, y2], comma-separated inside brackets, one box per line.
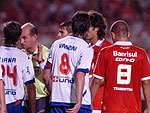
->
[0, 0, 150, 51]
[0, 0, 149, 112]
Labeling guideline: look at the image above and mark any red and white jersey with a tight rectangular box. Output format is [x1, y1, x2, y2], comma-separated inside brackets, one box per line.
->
[45, 36, 93, 110]
[89, 39, 112, 110]
[0, 46, 35, 104]
[94, 41, 150, 113]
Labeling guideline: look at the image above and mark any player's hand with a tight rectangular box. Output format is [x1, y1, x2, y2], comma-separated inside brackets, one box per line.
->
[0, 108, 7, 113]
[32, 43, 43, 63]
[144, 108, 150, 113]
[66, 103, 81, 113]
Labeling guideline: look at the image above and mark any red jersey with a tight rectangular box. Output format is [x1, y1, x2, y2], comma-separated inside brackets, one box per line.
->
[94, 41, 150, 113]
[89, 39, 112, 110]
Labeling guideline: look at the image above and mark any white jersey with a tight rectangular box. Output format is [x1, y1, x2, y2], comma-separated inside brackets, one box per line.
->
[0, 65, 2, 80]
[46, 36, 93, 110]
[0, 46, 35, 104]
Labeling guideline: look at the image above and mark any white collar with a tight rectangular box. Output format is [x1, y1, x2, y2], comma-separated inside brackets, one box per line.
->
[91, 39, 104, 47]
[114, 41, 132, 45]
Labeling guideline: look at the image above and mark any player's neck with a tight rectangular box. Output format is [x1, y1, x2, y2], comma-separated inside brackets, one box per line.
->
[27, 42, 38, 54]
[4, 43, 17, 47]
[115, 38, 128, 42]
[90, 37, 99, 46]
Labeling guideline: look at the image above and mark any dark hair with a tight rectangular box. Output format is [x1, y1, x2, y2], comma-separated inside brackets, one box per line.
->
[89, 10, 107, 40]
[30, 27, 38, 36]
[60, 21, 72, 33]
[71, 11, 90, 36]
[3, 21, 22, 45]
[110, 20, 129, 37]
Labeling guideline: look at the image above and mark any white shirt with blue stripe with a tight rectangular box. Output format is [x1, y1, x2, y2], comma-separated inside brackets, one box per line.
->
[47, 36, 93, 110]
[0, 46, 35, 104]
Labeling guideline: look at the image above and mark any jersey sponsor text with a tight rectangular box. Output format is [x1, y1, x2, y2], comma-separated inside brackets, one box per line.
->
[113, 51, 137, 57]
[113, 87, 133, 91]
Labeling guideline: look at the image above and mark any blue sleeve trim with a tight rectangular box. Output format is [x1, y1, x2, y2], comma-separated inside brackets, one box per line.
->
[24, 78, 35, 86]
[44, 65, 51, 69]
[75, 68, 89, 73]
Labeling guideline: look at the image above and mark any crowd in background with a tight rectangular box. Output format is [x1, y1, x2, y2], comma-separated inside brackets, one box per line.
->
[0, 0, 150, 54]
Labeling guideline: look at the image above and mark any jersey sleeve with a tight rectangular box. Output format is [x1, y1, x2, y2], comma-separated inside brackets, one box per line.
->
[93, 49, 106, 79]
[76, 47, 93, 73]
[141, 51, 150, 81]
[44, 44, 54, 69]
[23, 55, 35, 86]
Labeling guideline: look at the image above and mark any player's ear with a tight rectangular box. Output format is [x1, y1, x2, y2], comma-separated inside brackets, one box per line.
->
[127, 32, 130, 39]
[111, 32, 115, 39]
[94, 27, 99, 32]
[32, 34, 37, 41]
[111, 32, 117, 42]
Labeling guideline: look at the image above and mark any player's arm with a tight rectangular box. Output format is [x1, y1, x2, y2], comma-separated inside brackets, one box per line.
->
[0, 80, 7, 113]
[26, 83, 36, 113]
[43, 68, 52, 93]
[90, 48, 106, 103]
[142, 79, 150, 113]
[90, 78, 103, 103]
[43, 61, 52, 93]
[23, 55, 36, 113]
[89, 77, 104, 87]
[67, 71, 85, 113]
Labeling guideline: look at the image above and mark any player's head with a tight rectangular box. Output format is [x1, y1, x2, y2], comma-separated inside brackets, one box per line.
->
[3, 21, 22, 46]
[71, 11, 90, 37]
[58, 21, 72, 39]
[20, 22, 38, 50]
[110, 20, 130, 42]
[88, 10, 107, 40]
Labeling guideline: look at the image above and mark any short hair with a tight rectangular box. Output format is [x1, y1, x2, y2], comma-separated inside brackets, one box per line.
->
[30, 27, 38, 36]
[88, 10, 107, 40]
[21, 22, 38, 36]
[110, 20, 129, 37]
[71, 11, 90, 36]
[59, 21, 72, 33]
[3, 21, 22, 45]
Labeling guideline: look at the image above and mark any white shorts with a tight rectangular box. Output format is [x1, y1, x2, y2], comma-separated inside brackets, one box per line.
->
[92, 109, 102, 113]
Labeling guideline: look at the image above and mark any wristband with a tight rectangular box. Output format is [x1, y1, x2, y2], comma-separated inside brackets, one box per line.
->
[38, 59, 44, 64]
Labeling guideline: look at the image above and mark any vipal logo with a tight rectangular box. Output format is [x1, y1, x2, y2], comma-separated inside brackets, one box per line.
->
[53, 76, 58, 82]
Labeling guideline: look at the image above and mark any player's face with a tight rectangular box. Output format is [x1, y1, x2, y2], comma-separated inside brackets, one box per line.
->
[57, 27, 69, 39]
[20, 27, 34, 50]
[84, 26, 97, 41]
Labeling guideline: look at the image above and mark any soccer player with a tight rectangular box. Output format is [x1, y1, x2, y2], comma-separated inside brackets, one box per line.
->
[0, 21, 35, 113]
[0, 74, 6, 113]
[43, 11, 93, 113]
[20, 23, 49, 113]
[90, 20, 150, 113]
[57, 20, 72, 39]
[84, 10, 112, 113]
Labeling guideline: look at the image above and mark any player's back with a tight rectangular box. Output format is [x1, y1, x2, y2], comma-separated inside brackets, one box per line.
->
[50, 36, 92, 77]
[49, 36, 93, 109]
[101, 42, 150, 113]
[0, 46, 34, 104]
